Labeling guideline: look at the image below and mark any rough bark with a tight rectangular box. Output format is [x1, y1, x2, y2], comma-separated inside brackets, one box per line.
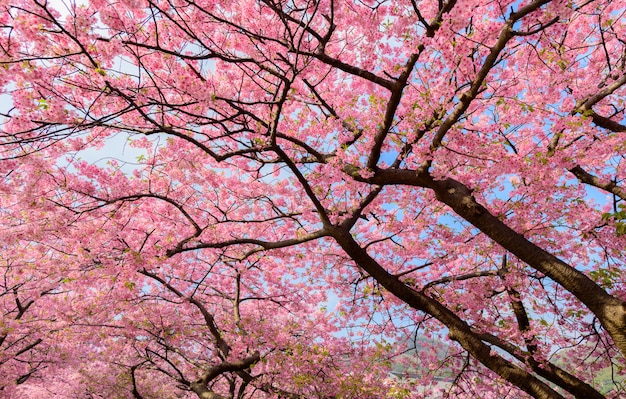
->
[365, 168, 626, 359]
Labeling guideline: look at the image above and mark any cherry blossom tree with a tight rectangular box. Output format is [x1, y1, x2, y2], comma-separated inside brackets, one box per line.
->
[1, 0, 626, 398]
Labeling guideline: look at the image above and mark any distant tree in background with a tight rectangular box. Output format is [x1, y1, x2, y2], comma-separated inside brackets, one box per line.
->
[1, 0, 625, 398]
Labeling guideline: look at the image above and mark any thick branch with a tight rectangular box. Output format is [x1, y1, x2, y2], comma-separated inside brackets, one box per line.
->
[478, 333, 605, 399]
[576, 73, 626, 112]
[573, 73, 626, 132]
[330, 226, 565, 399]
[366, 168, 626, 357]
[166, 229, 327, 257]
[422, 270, 497, 291]
[309, 52, 395, 90]
[190, 352, 260, 399]
[569, 166, 626, 201]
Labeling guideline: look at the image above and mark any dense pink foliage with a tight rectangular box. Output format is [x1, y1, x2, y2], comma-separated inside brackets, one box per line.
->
[1, 0, 626, 398]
